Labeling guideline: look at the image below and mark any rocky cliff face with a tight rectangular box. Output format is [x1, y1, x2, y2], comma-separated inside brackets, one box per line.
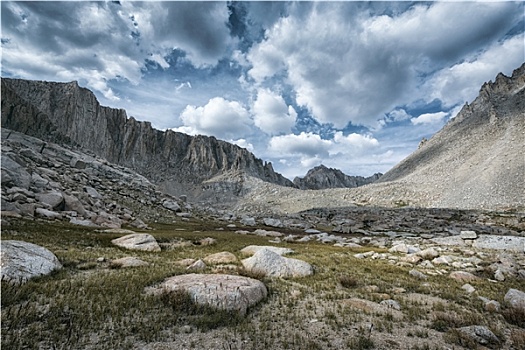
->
[1, 78, 294, 198]
[293, 165, 382, 190]
[377, 63, 525, 209]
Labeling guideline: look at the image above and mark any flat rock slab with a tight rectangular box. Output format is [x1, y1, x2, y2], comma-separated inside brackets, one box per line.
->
[430, 236, 466, 247]
[1, 240, 62, 283]
[111, 233, 161, 252]
[240, 245, 294, 256]
[203, 252, 238, 265]
[242, 248, 313, 278]
[472, 235, 525, 252]
[151, 273, 267, 316]
[111, 257, 149, 268]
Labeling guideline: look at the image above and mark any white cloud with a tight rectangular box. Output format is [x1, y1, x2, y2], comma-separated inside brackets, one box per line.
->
[253, 89, 297, 135]
[230, 139, 254, 152]
[424, 34, 525, 107]
[332, 132, 379, 152]
[411, 112, 448, 125]
[173, 97, 252, 140]
[0, 2, 233, 99]
[268, 132, 331, 158]
[246, 2, 522, 129]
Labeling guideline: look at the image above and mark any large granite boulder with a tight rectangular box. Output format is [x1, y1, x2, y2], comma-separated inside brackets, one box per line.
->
[241, 248, 313, 278]
[1, 240, 62, 283]
[111, 233, 161, 252]
[150, 273, 267, 316]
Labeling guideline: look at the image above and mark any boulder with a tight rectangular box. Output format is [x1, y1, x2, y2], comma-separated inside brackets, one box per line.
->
[462, 284, 476, 294]
[203, 252, 238, 265]
[162, 200, 181, 212]
[240, 245, 294, 256]
[460, 231, 477, 239]
[449, 271, 480, 282]
[110, 257, 149, 268]
[241, 248, 313, 278]
[150, 273, 267, 316]
[1, 155, 31, 189]
[111, 233, 161, 252]
[94, 211, 122, 229]
[409, 269, 428, 280]
[240, 217, 256, 226]
[35, 191, 64, 211]
[504, 288, 525, 312]
[1, 240, 62, 283]
[417, 247, 440, 260]
[63, 194, 87, 216]
[84, 186, 102, 199]
[380, 299, 401, 310]
[263, 218, 283, 228]
[187, 259, 206, 271]
[456, 326, 499, 346]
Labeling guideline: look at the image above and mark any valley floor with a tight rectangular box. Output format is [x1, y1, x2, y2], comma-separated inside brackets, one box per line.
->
[2, 214, 524, 350]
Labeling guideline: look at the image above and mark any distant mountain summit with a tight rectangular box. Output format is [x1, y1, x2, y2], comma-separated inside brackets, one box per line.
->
[293, 165, 382, 190]
[1, 78, 294, 199]
[377, 63, 525, 209]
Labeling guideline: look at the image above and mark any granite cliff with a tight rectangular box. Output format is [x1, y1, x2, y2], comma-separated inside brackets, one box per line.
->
[293, 165, 382, 190]
[1, 78, 294, 199]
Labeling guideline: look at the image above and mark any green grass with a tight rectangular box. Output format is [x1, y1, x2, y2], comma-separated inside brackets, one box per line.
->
[2, 217, 524, 349]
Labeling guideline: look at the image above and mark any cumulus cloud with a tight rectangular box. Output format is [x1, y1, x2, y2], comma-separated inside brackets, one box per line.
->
[229, 139, 254, 152]
[173, 97, 252, 140]
[411, 112, 448, 125]
[423, 34, 525, 107]
[0, 1, 233, 98]
[246, 2, 523, 128]
[253, 89, 297, 134]
[268, 132, 331, 158]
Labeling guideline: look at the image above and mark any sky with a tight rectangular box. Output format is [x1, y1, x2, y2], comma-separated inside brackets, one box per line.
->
[1, 1, 524, 180]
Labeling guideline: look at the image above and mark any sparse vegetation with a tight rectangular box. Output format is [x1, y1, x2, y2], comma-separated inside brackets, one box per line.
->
[1, 217, 524, 349]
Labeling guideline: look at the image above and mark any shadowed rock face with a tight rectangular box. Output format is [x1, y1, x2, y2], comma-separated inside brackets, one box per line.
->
[1, 78, 294, 198]
[293, 164, 382, 190]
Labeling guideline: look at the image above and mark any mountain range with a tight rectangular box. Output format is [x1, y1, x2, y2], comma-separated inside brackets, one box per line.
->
[2, 62, 524, 212]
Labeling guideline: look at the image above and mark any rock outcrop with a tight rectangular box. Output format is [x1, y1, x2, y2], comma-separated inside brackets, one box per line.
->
[1, 78, 294, 202]
[293, 165, 382, 190]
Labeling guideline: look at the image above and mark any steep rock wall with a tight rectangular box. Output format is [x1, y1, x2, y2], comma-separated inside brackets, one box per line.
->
[1, 78, 294, 195]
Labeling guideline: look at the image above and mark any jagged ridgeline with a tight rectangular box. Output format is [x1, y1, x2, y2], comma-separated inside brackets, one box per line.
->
[293, 164, 382, 190]
[377, 63, 525, 209]
[1, 78, 294, 197]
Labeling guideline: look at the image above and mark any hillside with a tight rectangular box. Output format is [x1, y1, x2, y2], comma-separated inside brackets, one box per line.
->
[377, 63, 525, 209]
